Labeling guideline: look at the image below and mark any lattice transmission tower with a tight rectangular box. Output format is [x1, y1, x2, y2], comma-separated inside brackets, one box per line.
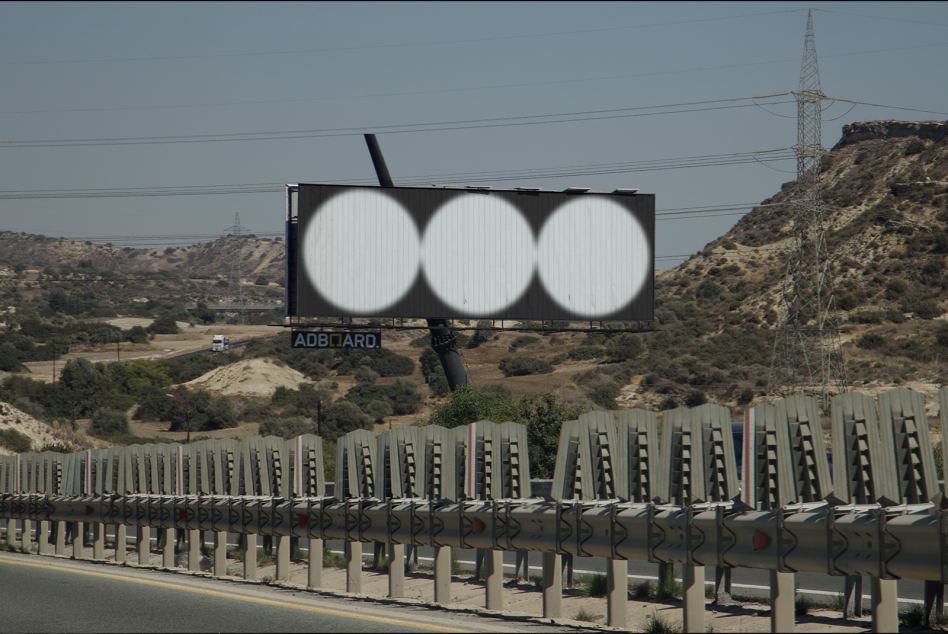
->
[768, 10, 848, 408]
[224, 212, 247, 324]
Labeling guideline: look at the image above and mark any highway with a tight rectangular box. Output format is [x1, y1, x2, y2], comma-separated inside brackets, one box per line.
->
[0, 551, 568, 634]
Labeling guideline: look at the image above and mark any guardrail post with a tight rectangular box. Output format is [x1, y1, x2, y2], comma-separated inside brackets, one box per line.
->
[346, 540, 362, 593]
[388, 543, 403, 598]
[162, 527, 174, 568]
[214, 532, 227, 577]
[924, 580, 945, 628]
[244, 534, 257, 581]
[188, 530, 200, 571]
[770, 571, 794, 633]
[276, 535, 290, 580]
[871, 578, 898, 633]
[21, 519, 31, 551]
[38, 521, 49, 555]
[309, 537, 322, 588]
[683, 565, 705, 633]
[485, 549, 503, 610]
[72, 521, 84, 558]
[542, 552, 562, 618]
[137, 527, 149, 565]
[93, 522, 105, 559]
[434, 546, 451, 605]
[115, 524, 126, 563]
[55, 521, 66, 555]
[844, 575, 863, 618]
[7, 518, 16, 546]
[607, 559, 627, 628]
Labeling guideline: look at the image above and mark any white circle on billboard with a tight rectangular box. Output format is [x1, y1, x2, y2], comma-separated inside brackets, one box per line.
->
[537, 198, 650, 317]
[302, 189, 420, 314]
[422, 194, 535, 315]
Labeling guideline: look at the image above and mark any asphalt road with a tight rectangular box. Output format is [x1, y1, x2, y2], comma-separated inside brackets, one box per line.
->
[0, 554, 435, 633]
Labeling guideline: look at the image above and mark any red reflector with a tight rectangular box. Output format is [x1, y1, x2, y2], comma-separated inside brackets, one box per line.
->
[472, 518, 484, 534]
[12, 504, 19, 513]
[753, 529, 770, 551]
[298, 514, 307, 527]
[85, 505, 94, 515]
[179, 509, 186, 520]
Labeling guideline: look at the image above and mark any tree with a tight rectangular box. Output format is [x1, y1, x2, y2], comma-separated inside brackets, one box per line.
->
[364, 400, 393, 423]
[90, 408, 130, 436]
[519, 393, 585, 479]
[147, 314, 180, 335]
[427, 384, 520, 429]
[321, 401, 370, 440]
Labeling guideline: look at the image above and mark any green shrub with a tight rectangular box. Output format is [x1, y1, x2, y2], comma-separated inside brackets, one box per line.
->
[572, 608, 601, 622]
[0, 428, 32, 452]
[904, 138, 926, 156]
[147, 314, 180, 335]
[39, 442, 72, 453]
[606, 333, 644, 361]
[737, 387, 755, 406]
[641, 612, 681, 634]
[90, 408, 130, 436]
[630, 579, 654, 599]
[498, 356, 554, 377]
[684, 390, 707, 408]
[259, 416, 314, 439]
[550, 353, 568, 365]
[589, 383, 621, 410]
[795, 593, 813, 616]
[657, 396, 678, 411]
[912, 298, 943, 319]
[856, 333, 886, 349]
[568, 346, 605, 361]
[508, 335, 540, 352]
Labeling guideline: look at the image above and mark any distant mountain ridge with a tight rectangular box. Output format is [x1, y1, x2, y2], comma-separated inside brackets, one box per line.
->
[0, 232, 286, 281]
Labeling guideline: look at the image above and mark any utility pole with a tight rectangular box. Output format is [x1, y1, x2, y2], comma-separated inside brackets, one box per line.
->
[768, 10, 847, 409]
[224, 213, 248, 325]
[363, 134, 471, 391]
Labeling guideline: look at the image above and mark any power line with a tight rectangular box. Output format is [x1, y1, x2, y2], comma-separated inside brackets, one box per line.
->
[0, 9, 805, 67]
[815, 8, 948, 29]
[0, 98, 793, 148]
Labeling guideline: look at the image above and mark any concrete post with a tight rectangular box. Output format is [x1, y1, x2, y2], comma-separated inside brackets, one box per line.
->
[188, 529, 200, 572]
[924, 580, 945, 628]
[844, 575, 863, 618]
[770, 571, 795, 633]
[542, 552, 562, 618]
[93, 523, 105, 560]
[214, 532, 227, 577]
[115, 524, 126, 563]
[38, 521, 49, 555]
[683, 565, 705, 633]
[21, 519, 31, 551]
[137, 527, 149, 565]
[607, 559, 627, 629]
[7, 519, 15, 546]
[55, 521, 66, 555]
[72, 521, 84, 558]
[714, 566, 734, 604]
[434, 546, 451, 605]
[871, 578, 898, 634]
[308, 538, 322, 589]
[346, 541, 362, 594]
[276, 535, 290, 581]
[485, 549, 503, 610]
[162, 528, 174, 568]
[244, 534, 257, 581]
[388, 543, 403, 598]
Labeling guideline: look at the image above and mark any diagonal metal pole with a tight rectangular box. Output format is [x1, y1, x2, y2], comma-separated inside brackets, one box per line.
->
[363, 134, 470, 390]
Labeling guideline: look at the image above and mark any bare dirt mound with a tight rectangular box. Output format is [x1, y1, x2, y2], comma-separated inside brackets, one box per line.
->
[184, 358, 310, 396]
[0, 403, 90, 455]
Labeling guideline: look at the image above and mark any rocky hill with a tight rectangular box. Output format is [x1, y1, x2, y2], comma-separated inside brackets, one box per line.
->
[648, 120, 948, 401]
[0, 233, 285, 281]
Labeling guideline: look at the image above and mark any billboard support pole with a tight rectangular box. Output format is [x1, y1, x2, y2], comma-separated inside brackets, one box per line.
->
[363, 133, 470, 391]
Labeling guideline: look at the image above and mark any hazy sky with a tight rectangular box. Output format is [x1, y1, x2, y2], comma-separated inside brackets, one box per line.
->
[1, 2, 946, 269]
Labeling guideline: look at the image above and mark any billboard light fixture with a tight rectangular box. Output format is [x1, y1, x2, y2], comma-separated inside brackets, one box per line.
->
[465, 185, 492, 190]
[563, 187, 591, 193]
[431, 183, 456, 188]
[515, 187, 542, 192]
[613, 188, 640, 195]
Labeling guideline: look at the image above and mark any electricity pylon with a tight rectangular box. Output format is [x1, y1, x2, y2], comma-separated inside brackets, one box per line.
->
[768, 10, 848, 408]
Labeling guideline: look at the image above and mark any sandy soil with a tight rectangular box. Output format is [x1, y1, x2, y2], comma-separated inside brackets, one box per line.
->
[0, 402, 95, 455]
[185, 358, 311, 397]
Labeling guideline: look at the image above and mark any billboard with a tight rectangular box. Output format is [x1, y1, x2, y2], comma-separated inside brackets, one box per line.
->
[287, 184, 654, 322]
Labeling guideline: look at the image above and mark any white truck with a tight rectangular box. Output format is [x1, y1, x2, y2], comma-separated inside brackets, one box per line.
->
[211, 334, 230, 352]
